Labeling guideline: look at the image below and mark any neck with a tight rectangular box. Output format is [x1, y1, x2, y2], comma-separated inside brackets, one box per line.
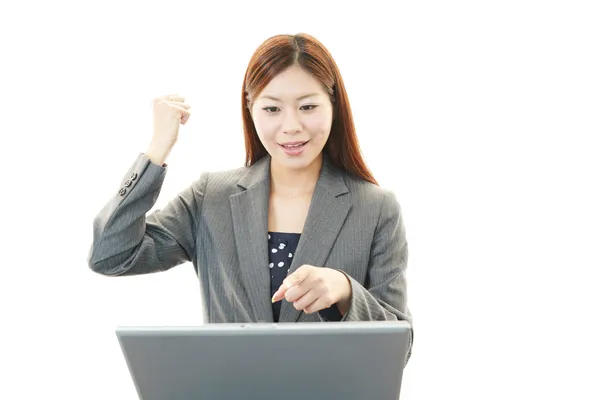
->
[270, 153, 323, 197]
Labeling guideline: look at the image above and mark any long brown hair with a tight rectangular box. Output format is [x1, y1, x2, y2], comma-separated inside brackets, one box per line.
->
[241, 33, 378, 186]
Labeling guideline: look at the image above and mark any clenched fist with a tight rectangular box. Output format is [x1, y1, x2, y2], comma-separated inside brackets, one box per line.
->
[147, 94, 191, 165]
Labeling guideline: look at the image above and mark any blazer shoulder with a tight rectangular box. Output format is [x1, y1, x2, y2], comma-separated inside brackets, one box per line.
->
[341, 173, 404, 227]
[343, 173, 398, 204]
[198, 165, 248, 197]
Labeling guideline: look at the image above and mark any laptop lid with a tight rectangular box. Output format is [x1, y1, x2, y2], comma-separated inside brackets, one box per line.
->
[116, 321, 410, 400]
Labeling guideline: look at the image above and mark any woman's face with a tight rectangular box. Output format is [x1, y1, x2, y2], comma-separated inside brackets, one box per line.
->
[250, 65, 334, 172]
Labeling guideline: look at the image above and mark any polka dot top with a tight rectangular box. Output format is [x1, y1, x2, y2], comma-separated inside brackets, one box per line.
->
[268, 231, 344, 322]
[268, 231, 301, 322]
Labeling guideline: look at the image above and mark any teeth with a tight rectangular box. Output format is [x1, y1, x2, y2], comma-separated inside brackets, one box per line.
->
[283, 142, 305, 148]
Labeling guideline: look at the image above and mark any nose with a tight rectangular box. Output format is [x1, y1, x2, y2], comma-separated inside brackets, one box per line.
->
[282, 109, 302, 135]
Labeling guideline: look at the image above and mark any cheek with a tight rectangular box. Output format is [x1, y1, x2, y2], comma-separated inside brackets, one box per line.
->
[253, 115, 277, 143]
[305, 114, 332, 141]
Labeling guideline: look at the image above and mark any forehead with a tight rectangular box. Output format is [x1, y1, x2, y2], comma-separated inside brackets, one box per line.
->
[258, 65, 327, 100]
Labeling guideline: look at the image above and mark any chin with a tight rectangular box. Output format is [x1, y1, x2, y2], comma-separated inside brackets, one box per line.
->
[275, 157, 312, 170]
[272, 152, 322, 171]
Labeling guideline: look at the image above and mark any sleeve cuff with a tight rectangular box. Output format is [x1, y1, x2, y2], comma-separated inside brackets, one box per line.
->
[141, 152, 168, 169]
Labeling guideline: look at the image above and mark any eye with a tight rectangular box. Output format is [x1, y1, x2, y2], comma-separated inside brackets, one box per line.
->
[262, 106, 280, 113]
[300, 105, 318, 111]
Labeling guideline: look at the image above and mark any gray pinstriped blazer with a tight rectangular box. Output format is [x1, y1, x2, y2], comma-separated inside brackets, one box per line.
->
[88, 153, 413, 356]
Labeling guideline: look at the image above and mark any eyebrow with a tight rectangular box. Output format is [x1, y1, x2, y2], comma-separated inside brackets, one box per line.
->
[258, 93, 320, 102]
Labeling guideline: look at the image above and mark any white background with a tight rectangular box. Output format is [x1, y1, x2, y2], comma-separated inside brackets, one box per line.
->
[1, 1, 599, 399]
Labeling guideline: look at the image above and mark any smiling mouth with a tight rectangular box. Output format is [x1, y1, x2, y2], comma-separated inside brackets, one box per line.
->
[278, 141, 309, 148]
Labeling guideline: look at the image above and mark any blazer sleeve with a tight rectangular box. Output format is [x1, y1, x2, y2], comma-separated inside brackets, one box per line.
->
[87, 153, 207, 276]
[320, 189, 413, 360]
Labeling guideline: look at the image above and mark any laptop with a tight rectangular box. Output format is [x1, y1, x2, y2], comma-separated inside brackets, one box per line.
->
[116, 321, 411, 400]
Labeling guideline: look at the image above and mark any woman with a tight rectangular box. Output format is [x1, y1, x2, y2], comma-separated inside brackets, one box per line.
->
[88, 33, 412, 357]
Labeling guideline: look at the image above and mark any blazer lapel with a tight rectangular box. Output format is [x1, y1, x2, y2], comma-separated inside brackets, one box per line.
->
[230, 156, 273, 322]
[278, 156, 351, 323]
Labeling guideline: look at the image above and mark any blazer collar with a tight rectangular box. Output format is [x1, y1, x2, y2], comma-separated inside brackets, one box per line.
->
[237, 153, 349, 197]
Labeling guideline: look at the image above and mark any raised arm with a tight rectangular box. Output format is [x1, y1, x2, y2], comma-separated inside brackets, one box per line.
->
[88, 154, 207, 276]
[87, 93, 201, 276]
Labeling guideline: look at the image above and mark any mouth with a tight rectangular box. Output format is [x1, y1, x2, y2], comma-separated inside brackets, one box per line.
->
[278, 140, 309, 149]
[277, 140, 309, 156]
